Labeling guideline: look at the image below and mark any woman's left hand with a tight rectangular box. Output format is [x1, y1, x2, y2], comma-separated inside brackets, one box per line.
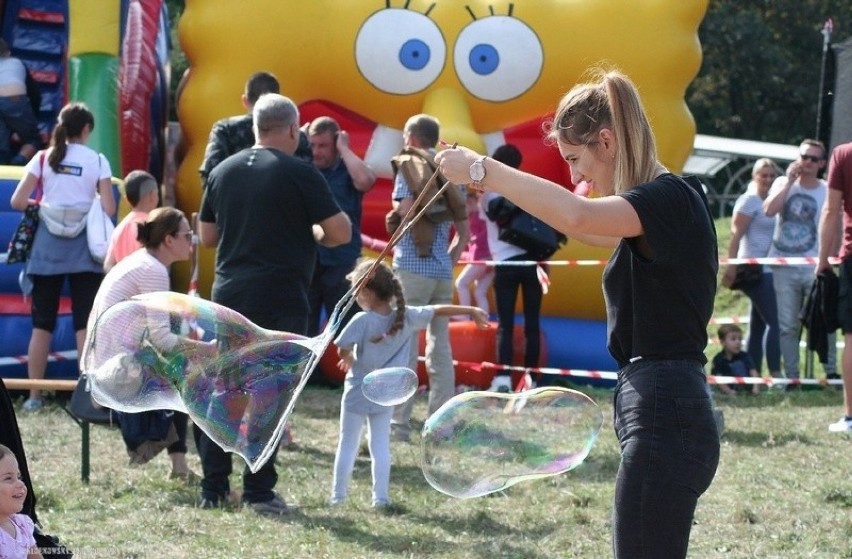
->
[435, 144, 481, 186]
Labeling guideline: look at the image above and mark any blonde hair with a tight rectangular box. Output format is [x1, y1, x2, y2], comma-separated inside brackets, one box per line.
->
[752, 158, 778, 177]
[548, 69, 658, 194]
[347, 258, 407, 342]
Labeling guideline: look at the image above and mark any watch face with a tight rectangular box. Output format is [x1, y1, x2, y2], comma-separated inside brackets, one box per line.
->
[470, 160, 485, 182]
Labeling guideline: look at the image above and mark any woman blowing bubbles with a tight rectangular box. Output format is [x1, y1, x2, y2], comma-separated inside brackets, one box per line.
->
[435, 69, 720, 559]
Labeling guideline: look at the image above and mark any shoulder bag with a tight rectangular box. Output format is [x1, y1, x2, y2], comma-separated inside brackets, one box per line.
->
[6, 152, 45, 264]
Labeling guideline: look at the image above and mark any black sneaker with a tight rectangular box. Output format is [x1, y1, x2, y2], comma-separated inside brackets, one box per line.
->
[245, 493, 294, 517]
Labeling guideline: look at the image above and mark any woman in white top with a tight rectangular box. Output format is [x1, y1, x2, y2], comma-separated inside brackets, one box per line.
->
[721, 158, 782, 378]
[84, 206, 196, 479]
[10, 102, 116, 410]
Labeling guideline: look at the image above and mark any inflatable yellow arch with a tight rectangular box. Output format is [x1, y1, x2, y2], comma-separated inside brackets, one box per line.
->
[175, 0, 708, 322]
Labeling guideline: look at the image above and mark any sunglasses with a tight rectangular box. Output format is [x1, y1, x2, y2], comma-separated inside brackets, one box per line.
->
[800, 154, 822, 163]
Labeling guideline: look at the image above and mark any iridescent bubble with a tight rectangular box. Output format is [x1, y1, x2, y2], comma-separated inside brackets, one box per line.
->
[361, 366, 418, 406]
[81, 292, 332, 473]
[420, 387, 603, 498]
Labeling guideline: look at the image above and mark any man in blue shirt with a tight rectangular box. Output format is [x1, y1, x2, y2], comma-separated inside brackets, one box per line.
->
[389, 114, 469, 442]
[307, 116, 376, 337]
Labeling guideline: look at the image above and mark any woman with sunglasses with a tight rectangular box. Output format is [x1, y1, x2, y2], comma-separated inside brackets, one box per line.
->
[84, 206, 197, 481]
[435, 69, 720, 558]
[721, 158, 783, 384]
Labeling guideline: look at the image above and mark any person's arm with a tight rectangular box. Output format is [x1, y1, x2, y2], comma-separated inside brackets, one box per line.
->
[763, 165, 800, 216]
[314, 212, 352, 247]
[199, 220, 218, 248]
[199, 121, 229, 186]
[337, 131, 376, 192]
[10, 172, 38, 210]
[97, 176, 116, 216]
[432, 305, 489, 328]
[817, 188, 843, 273]
[722, 211, 753, 287]
[436, 146, 642, 241]
[337, 347, 354, 372]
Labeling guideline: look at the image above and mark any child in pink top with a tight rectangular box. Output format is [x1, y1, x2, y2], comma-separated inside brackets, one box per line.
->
[455, 191, 494, 314]
[0, 445, 42, 559]
[103, 170, 160, 271]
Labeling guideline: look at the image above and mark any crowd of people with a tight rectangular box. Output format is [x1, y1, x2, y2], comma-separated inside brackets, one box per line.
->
[4, 66, 852, 558]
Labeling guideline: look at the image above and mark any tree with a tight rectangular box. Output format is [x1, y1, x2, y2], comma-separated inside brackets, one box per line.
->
[689, 0, 852, 144]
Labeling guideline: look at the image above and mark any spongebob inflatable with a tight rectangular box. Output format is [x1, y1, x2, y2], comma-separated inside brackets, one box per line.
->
[175, 0, 708, 373]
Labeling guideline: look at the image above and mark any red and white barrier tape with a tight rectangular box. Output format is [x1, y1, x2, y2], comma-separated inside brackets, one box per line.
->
[457, 256, 843, 267]
[442, 357, 844, 386]
[0, 349, 76, 368]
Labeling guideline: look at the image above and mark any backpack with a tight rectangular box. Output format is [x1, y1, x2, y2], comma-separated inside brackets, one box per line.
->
[486, 196, 567, 261]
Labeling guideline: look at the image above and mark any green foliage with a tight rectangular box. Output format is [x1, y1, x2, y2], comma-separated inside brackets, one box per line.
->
[690, 0, 852, 143]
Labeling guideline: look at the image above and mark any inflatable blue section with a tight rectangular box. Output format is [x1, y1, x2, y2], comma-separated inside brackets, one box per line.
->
[0, 172, 121, 380]
[1, 0, 69, 139]
[541, 316, 617, 388]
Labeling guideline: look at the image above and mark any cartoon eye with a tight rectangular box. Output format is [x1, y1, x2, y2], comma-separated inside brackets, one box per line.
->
[355, 8, 446, 95]
[454, 16, 543, 102]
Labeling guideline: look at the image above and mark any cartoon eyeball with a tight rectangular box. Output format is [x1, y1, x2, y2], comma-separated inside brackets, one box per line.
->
[454, 15, 543, 102]
[355, 8, 447, 95]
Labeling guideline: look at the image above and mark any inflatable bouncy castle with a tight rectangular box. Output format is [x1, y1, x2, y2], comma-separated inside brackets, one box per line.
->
[174, 0, 709, 387]
[0, 0, 171, 380]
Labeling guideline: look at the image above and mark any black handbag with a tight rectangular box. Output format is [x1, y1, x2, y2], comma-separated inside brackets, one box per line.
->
[487, 197, 567, 261]
[6, 203, 40, 264]
[69, 373, 117, 426]
[7, 151, 45, 264]
[729, 264, 763, 291]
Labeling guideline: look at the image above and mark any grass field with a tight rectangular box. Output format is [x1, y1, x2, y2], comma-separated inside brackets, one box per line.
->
[10, 382, 852, 559]
[7, 216, 852, 558]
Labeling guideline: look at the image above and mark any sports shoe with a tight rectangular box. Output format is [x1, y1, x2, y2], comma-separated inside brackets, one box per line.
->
[828, 416, 852, 433]
[22, 399, 43, 412]
[488, 376, 511, 393]
[245, 493, 293, 517]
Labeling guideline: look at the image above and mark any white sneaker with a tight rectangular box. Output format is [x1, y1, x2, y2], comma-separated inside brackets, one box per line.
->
[828, 416, 852, 433]
[488, 376, 511, 393]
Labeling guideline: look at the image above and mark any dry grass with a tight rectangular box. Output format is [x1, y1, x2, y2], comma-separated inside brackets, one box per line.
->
[10, 383, 852, 559]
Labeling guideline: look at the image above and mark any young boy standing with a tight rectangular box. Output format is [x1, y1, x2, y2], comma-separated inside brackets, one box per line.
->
[103, 170, 160, 271]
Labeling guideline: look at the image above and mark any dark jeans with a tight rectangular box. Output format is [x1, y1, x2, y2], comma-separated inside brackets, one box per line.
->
[307, 262, 359, 337]
[612, 360, 720, 558]
[741, 272, 781, 373]
[494, 256, 541, 367]
[194, 310, 306, 504]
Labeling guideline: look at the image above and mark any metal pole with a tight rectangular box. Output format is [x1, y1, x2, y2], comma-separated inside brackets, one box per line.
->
[816, 18, 834, 147]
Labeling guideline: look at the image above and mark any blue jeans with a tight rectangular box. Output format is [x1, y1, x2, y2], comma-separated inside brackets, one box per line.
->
[771, 265, 836, 377]
[741, 271, 781, 373]
[612, 360, 720, 558]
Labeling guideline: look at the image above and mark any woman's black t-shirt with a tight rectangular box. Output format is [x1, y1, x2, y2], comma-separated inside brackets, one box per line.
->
[602, 174, 718, 369]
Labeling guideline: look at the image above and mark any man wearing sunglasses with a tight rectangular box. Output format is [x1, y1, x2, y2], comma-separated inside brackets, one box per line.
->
[764, 139, 837, 386]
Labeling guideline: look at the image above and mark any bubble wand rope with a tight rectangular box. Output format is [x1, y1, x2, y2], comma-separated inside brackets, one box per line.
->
[258, 145, 460, 469]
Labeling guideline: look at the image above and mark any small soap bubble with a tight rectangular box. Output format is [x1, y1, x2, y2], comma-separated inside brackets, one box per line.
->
[420, 387, 603, 498]
[362, 367, 419, 406]
[81, 292, 327, 472]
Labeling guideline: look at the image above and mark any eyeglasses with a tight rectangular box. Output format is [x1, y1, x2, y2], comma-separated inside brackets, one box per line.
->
[174, 231, 193, 242]
[800, 154, 822, 163]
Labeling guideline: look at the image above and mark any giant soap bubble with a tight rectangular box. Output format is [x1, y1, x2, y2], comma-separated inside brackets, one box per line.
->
[81, 292, 333, 472]
[421, 387, 603, 498]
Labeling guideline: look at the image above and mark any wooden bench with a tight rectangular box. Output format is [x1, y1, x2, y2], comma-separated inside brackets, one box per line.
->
[3, 378, 102, 483]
